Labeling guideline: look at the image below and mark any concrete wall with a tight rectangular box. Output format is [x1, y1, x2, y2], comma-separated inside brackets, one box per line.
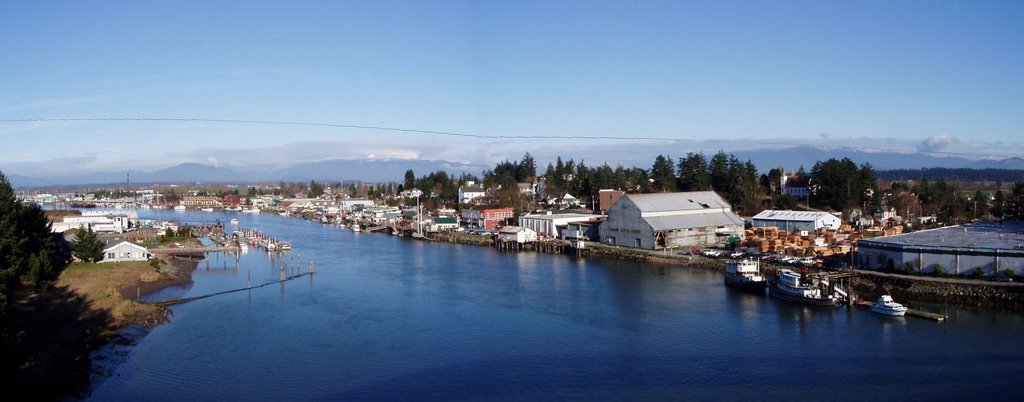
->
[859, 244, 1024, 276]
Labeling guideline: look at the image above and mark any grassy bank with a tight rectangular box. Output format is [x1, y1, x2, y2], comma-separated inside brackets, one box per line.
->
[2, 257, 196, 400]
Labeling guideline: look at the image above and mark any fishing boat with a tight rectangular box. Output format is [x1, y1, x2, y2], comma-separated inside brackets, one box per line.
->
[768, 269, 839, 306]
[724, 259, 767, 295]
[871, 295, 908, 316]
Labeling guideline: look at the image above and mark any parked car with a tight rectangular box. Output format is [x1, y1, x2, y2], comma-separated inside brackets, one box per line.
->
[701, 249, 723, 257]
[728, 251, 745, 259]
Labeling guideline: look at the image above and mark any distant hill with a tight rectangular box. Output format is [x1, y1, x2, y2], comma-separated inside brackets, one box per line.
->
[9, 158, 490, 188]
[875, 168, 1024, 182]
[731, 145, 978, 172]
[272, 159, 488, 183]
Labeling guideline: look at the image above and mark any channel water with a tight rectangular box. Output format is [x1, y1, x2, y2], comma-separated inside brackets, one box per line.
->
[87, 210, 1024, 400]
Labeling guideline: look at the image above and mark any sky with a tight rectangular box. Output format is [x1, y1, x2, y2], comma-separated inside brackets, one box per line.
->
[1, 0, 1023, 177]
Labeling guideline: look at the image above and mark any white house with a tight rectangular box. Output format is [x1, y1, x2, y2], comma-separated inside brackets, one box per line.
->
[751, 210, 842, 232]
[101, 241, 152, 263]
[458, 181, 486, 205]
[496, 226, 539, 243]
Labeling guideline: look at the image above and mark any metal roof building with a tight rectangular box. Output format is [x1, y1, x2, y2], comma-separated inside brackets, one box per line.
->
[751, 210, 842, 232]
[857, 221, 1024, 276]
[599, 191, 744, 250]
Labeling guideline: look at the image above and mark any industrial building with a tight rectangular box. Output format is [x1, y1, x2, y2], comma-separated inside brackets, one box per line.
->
[857, 221, 1024, 276]
[518, 212, 605, 238]
[599, 191, 744, 250]
[751, 210, 842, 232]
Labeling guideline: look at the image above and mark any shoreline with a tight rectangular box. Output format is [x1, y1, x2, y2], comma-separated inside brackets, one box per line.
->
[424, 231, 1024, 311]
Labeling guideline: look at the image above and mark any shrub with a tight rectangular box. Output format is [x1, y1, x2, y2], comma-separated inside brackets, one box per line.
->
[905, 262, 915, 274]
[972, 267, 985, 279]
[933, 264, 946, 277]
[1004, 269, 1017, 280]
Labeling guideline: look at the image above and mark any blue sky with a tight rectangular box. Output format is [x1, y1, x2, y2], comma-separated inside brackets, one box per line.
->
[2, 0, 1023, 177]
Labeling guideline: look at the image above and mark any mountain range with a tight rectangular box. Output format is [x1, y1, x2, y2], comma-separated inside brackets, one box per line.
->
[8, 159, 489, 188]
[8, 145, 1024, 188]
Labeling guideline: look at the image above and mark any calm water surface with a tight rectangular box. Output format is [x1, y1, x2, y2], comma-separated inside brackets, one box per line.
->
[87, 211, 1024, 401]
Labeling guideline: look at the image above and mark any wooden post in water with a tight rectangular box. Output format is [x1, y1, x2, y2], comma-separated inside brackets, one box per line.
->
[137, 286, 141, 302]
[309, 259, 314, 273]
[248, 270, 252, 289]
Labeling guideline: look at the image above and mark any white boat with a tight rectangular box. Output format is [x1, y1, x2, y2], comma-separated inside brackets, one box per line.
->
[351, 223, 361, 232]
[768, 269, 838, 306]
[724, 259, 767, 295]
[239, 243, 249, 253]
[201, 207, 214, 212]
[871, 295, 908, 316]
[173, 205, 186, 211]
[226, 206, 242, 212]
[230, 218, 239, 225]
[242, 208, 261, 214]
[279, 242, 292, 251]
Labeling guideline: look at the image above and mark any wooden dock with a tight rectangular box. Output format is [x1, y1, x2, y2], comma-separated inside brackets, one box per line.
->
[853, 300, 947, 321]
[149, 244, 239, 253]
[153, 271, 311, 307]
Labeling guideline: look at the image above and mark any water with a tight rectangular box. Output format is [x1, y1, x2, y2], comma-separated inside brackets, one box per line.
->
[88, 211, 1024, 401]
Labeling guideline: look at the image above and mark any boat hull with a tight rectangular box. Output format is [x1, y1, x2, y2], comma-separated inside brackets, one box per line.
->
[768, 284, 837, 306]
[724, 276, 768, 295]
[871, 306, 907, 316]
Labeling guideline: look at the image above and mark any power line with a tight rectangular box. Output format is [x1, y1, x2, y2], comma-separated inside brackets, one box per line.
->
[0, 117, 1018, 160]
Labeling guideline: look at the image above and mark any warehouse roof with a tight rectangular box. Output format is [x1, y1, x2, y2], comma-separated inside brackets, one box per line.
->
[860, 221, 1024, 252]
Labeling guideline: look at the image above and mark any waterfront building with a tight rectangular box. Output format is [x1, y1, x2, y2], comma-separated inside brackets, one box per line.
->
[461, 207, 513, 230]
[101, 241, 152, 263]
[751, 210, 842, 232]
[599, 191, 744, 250]
[429, 216, 459, 232]
[857, 221, 1024, 276]
[519, 211, 605, 239]
[496, 226, 538, 243]
[181, 196, 223, 209]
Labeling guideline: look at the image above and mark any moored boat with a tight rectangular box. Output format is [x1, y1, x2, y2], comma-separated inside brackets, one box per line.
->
[871, 295, 908, 316]
[201, 207, 214, 212]
[724, 259, 767, 295]
[230, 218, 238, 225]
[768, 268, 838, 306]
[173, 205, 186, 211]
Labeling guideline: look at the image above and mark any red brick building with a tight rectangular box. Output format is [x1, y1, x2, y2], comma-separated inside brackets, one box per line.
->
[461, 207, 514, 230]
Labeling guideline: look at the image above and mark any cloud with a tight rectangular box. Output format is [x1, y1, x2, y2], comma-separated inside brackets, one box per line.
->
[207, 156, 220, 167]
[917, 134, 960, 153]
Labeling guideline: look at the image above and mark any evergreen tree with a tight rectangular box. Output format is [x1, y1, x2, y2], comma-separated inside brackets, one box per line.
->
[676, 152, 710, 191]
[1007, 181, 1024, 220]
[72, 227, 104, 263]
[650, 154, 677, 192]
[404, 169, 416, 191]
[308, 180, 325, 198]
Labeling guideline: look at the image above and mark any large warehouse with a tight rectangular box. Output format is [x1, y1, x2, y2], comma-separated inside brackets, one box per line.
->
[751, 210, 842, 232]
[599, 191, 744, 250]
[857, 221, 1024, 276]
